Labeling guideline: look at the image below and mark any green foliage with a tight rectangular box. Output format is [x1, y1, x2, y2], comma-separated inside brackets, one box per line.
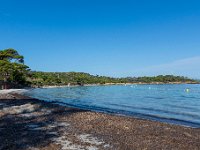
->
[0, 48, 24, 63]
[131, 75, 194, 83]
[0, 48, 29, 85]
[27, 71, 197, 87]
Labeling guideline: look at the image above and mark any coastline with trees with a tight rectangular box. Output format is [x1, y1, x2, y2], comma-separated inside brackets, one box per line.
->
[0, 48, 199, 89]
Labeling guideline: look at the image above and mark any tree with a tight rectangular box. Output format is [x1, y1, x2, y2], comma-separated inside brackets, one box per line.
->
[0, 48, 29, 89]
[0, 48, 24, 63]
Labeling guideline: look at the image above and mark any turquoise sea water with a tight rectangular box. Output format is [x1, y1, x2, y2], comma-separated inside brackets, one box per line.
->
[24, 84, 200, 128]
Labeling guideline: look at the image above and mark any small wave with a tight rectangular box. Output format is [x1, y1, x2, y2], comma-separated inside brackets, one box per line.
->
[107, 103, 200, 120]
[144, 96, 166, 100]
[180, 95, 199, 99]
[165, 104, 200, 112]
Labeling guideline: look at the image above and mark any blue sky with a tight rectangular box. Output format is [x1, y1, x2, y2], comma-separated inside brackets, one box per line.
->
[0, 0, 200, 78]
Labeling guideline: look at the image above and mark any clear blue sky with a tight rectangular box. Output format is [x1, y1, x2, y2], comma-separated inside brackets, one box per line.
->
[0, 0, 200, 78]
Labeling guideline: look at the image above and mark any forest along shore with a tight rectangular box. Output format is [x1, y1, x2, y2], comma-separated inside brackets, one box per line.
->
[0, 92, 200, 150]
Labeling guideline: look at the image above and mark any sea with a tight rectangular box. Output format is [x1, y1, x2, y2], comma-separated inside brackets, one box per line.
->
[24, 84, 200, 128]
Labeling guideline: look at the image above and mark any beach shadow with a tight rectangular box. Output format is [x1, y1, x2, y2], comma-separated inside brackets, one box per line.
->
[0, 97, 88, 150]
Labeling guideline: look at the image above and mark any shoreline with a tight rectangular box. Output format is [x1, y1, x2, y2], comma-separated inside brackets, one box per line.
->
[1, 81, 198, 90]
[1, 88, 200, 128]
[0, 92, 200, 149]
[35, 81, 199, 89]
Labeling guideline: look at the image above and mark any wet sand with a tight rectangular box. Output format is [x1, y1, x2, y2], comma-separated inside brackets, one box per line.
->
[0, 92, 200, 150]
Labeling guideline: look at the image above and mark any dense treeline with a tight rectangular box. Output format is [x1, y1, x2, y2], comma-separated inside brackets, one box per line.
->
[27, 72, 120, 86]
[27, 71, 197, 87]
[123, 75, 196, 83]
[0, 48, 198, 89]
[0, 48, 30, 89]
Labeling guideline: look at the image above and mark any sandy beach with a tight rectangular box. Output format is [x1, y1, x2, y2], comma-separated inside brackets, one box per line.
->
[0, 91, 200, 150]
